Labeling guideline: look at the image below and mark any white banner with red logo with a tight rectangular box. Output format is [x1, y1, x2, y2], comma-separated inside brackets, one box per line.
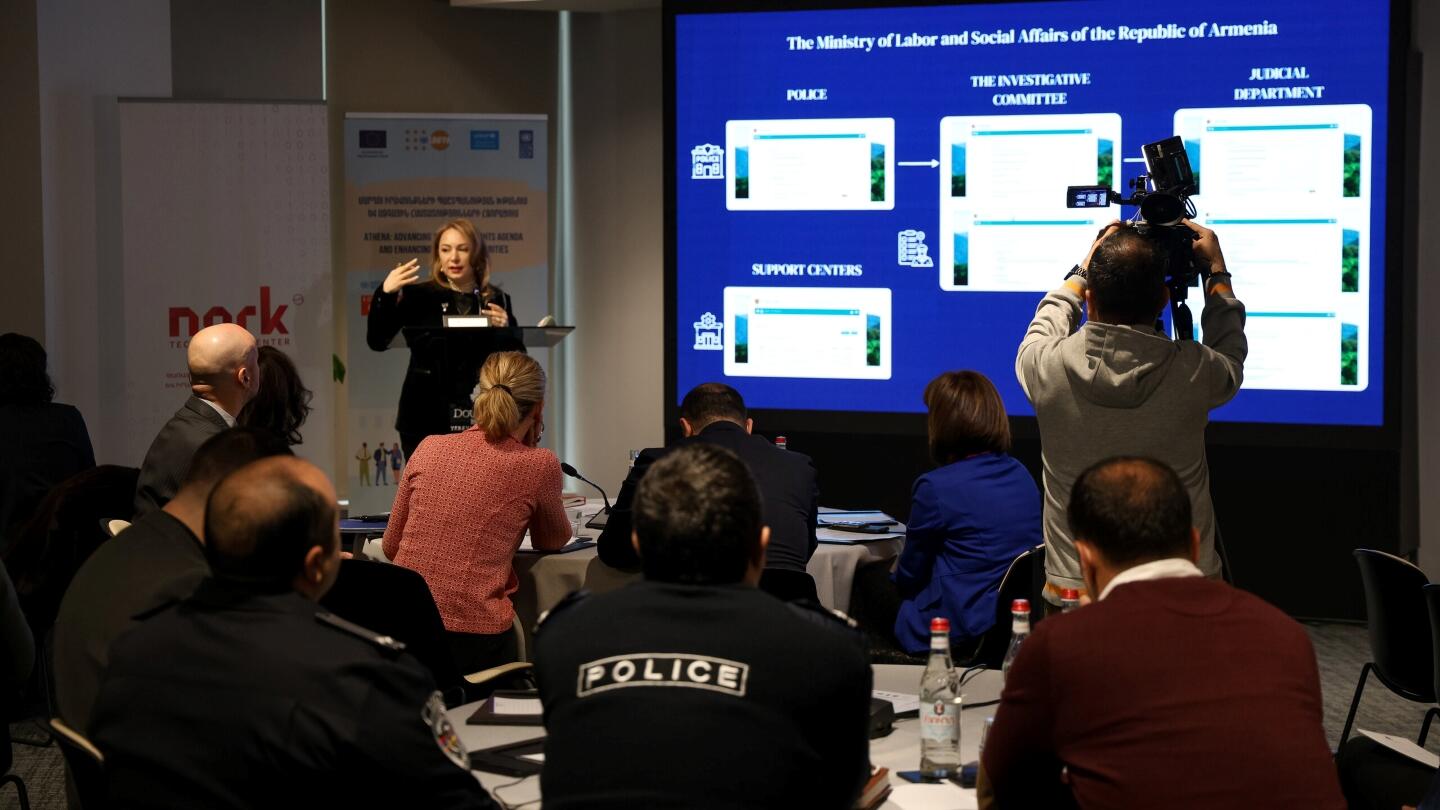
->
[342, 114, 549, 514]
[117, 101, 334, 477]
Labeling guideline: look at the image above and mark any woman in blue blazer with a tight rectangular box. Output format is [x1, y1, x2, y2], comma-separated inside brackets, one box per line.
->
[893, 371, 1042, 655]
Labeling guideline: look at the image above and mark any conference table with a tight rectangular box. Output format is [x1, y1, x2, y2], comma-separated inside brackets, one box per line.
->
[452, 664, 998, 810]
[355, 499, 904, 645]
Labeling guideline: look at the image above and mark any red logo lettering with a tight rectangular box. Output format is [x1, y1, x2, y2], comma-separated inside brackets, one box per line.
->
[166, 287, 291, 337]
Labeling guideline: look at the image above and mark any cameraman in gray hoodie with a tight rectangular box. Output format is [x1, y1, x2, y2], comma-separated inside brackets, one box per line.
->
[1017, 220, 1246, 609]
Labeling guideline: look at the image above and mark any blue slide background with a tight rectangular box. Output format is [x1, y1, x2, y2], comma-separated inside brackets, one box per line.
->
[672, 0, 1391, 426]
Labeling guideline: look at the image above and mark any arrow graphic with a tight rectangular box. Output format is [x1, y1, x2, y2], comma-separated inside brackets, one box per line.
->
[898, 159, 940, 168]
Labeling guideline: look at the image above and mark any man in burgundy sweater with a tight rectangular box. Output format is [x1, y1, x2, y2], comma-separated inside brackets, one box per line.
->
[981, 457, 1344, 809]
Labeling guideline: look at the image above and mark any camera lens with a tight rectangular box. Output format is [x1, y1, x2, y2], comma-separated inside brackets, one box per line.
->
[1139, 193, 1186, 226]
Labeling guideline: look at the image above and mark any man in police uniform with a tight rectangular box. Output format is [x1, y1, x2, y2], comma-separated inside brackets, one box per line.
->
[536, 444, 872, 809]
[90, 456, 496, 809]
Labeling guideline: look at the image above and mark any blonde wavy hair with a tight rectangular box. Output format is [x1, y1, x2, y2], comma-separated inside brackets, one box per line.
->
[429, 219, 491, 291]
[473, 351, 545, 438]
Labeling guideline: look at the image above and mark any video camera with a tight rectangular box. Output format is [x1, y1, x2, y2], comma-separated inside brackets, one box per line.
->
[1066, 136, 1202, 340]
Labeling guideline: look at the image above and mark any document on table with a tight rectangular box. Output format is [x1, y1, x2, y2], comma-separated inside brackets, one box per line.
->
[889, 783, 977, 810]
[492, 695, 544, 715]
[1359, 729, 1440, 768]
[874, 690, 920, 715]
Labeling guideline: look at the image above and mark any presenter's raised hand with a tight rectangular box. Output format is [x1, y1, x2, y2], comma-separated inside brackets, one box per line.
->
[483, 302, 509, 328]
[381, 259, 422, 294]
[1181, 219, 1227, 275]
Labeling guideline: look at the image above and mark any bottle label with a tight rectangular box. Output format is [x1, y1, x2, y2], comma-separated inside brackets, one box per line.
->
[920, 701, 958, 744]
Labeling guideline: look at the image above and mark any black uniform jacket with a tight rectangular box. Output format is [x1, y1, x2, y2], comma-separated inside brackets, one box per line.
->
[133, 396, 229, 518]
[366, 281, 520, 436]
[535, 581, 872, 809]
[90, 578, 497, 810]
[597, 421, 820, 572]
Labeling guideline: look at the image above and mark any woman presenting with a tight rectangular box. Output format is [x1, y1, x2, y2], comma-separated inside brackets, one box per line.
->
[367, 219, 520, 460]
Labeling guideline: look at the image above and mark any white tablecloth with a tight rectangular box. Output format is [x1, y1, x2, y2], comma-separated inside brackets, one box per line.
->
[450, 664, 998, 810]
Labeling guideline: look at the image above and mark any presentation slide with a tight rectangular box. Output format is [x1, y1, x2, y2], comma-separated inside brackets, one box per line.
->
[672, 0, 1393, 425]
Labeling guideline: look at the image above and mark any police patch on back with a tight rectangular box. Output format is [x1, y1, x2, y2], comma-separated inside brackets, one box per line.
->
[422, 691, 469, 770]
[577, 653, 749, 698]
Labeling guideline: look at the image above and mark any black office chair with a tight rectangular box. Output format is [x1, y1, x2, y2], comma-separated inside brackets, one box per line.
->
[1417, 583, 1440, 746]
[319, 559, 529, 704]
[48, 718, 102, 809]
[0, 722, 30, 810]
[758, 568, 820, 604]
[959, 544, 1044, 669]
[1340, 549, 1434, 745]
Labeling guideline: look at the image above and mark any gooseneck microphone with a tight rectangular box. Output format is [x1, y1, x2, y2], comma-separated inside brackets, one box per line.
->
[560, 462, 611, 514]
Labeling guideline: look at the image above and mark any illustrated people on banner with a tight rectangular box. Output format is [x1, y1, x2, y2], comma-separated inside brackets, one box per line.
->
[374, 443, 389, 486]
[356, 443, 371, 487]
[390, 443, 405, 478]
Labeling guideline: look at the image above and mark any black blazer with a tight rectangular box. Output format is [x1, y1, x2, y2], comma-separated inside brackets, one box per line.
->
[366, 282, 520, 437]
[597, 421, 819, 573]
[0, 402, 95, 547]
[133, 396, 230, 518]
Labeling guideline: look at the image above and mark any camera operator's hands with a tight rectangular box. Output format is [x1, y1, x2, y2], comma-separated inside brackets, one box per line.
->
[1181, 219, 1227, 276]
[1081, 221, 1125, 271]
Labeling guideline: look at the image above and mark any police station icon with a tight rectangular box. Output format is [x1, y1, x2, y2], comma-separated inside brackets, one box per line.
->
[693, 312, 724, 350]
[691, 144, 724, 180]
[898, 229, 934, 268]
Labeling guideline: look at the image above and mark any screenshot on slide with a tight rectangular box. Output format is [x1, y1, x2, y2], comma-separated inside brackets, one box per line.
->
[939, 113, 1120, 292]
[726, 118, 895, 211]
[723, 287, 891, 380]
[1176, 104, 1372, 391]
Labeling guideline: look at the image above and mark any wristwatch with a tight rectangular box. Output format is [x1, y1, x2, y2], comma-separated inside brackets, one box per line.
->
[1064, 264, 1087, 281]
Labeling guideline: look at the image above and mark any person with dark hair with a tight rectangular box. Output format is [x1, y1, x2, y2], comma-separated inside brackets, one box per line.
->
[597, 383, 820, 601]
[367, 219, 520, 461]
[536, 443, 871, 809]
[134, 323, 259, 517]
[90, 456, 497, 809]
[890, 370, 1041, 655]
[980, 457, 1342, 810]
[383, 351, 569, 674]
[53, 427, 290, 734]
[1016, 220, 1246, 609]
[237, 345, 312, 446]
[0, 332, 95, 550]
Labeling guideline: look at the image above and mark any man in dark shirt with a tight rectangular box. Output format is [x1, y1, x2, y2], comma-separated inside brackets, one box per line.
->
[537, 443, 871, 809]
[90, 456, 497, 809]
[134, 322, 260, 517]
[54, 427, 289, 734]
[598, 384, 819, 595]
[980, 457, 1343, 809]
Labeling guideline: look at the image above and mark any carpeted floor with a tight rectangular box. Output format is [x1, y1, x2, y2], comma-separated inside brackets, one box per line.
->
[0, 621, 1431, 809]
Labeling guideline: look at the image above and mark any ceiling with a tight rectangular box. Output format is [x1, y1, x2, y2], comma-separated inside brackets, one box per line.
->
[452, 0, 659, 11]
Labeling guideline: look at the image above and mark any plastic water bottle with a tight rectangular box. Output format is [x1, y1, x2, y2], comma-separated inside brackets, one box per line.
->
[919, 617, 962, 778]
[1001, 599, 1031, 687]
[775, 435, 788, 450]
[1060, 588, 1081, 613]
[627, 449, 640, 468]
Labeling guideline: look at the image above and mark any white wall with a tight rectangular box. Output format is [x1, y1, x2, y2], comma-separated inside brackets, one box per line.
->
[566, 9, 665, 497]
[37, 0, 172, 465]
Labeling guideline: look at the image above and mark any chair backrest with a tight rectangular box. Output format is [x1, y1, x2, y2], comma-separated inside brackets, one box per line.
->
[318, 559, 462, 691]
[757, 568, 820, 604]
[966, 545, 1042, 669]
[1355, 549, 1434, 701]
[49, 717, 105, 809]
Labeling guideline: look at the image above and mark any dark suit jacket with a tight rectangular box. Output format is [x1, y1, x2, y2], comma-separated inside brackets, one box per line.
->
[597, 421, 819, 573]
[366, 282, 520, 437]
[133, 396, 229, 518]
[0, 402, 95, 549]
[52, 509, 207, 733]
[982, 576, 1345, 809]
